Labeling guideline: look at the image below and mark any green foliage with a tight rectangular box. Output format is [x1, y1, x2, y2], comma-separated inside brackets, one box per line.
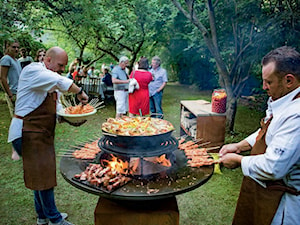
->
[2, 0, 300, 94]
[158, 11, 217, 88]
[2, 0, 300, 131]
[0, 0, 46, 56]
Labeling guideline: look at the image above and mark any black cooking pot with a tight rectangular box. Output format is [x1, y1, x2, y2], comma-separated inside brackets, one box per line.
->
[101, 129, 174, 149]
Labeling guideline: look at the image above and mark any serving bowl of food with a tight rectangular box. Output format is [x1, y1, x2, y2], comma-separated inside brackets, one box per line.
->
[57, 104, 97, 123]
[58, 97, 104, 123]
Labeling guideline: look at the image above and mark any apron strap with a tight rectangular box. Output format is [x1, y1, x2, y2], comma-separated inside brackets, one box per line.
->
[14, 114, 24, 119]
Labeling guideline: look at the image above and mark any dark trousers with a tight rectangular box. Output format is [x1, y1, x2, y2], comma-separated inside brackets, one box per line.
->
[150, 91, 163, 119]
[12, 138, 62, 223]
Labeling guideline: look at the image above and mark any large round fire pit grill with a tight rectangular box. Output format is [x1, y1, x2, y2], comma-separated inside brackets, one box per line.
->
[60, 147, 214, 201]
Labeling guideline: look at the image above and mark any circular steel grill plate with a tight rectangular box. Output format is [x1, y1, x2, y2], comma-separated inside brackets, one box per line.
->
[60, 148, 214, 201]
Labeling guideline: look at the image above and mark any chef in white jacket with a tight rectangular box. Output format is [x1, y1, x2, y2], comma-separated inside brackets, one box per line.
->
[219, 46, 300, 225]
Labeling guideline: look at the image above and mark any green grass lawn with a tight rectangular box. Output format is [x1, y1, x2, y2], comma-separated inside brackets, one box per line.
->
[0, 84, 264, 225]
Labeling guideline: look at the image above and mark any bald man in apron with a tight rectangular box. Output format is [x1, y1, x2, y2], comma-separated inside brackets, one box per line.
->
[8, 47, 88, 225]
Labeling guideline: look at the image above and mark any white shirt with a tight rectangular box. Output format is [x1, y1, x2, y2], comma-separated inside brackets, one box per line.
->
[242, 87, 300, 225]
[8, 62, 73, 142]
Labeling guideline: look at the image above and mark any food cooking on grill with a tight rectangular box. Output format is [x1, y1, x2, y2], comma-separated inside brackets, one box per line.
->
[187, 154, 215, 167]
[74, 163, 132, 192]
[72, 139, 101, 159]
[61, 111, 215, 199]
[178, 139, 216, 167]
[178, 140, 200, 150]
[62, 131, 215, 199]
[102, 116, 174, 136]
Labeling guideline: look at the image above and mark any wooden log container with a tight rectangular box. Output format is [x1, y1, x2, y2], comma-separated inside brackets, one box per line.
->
[180, 100, 226, 152]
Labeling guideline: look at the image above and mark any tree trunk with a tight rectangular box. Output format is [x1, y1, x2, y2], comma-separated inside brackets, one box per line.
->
[226, 94, 237, 132]
[171, 0, 245, 132]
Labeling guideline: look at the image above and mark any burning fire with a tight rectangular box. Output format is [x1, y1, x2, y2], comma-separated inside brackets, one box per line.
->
[103, 154, 172, 175]
[142, 154, 172, 168]
[103, 154, 129, 174]
[155, 154, 172, 167]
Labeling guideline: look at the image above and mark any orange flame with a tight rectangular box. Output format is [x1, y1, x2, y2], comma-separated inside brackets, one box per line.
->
[103, 154, 129, 174]
[155, 154, 171, 167]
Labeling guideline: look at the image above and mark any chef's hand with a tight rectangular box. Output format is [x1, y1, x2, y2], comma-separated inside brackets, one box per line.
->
[219, 153, 243, 169]
[219, 143, 241, 156]
[219, 140, 251, 157]
[58, 116, 87, 127]
[77, 90, 89, 105]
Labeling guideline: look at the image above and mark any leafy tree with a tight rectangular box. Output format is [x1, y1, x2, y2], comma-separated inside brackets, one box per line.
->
[90, 0, 172, 71]
[22, 0, 173, 72]
[0, 0, 45, 57]
[170, 0, 300, 132]
[28, 0, 96, 65]
[2, 0, 300, 132]
[162, 11, 217, 87]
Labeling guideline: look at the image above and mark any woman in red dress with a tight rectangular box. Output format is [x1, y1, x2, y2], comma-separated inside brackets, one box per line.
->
[129, 57, 153, 116]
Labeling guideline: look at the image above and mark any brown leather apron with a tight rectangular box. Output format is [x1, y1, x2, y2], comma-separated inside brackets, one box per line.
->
[232, 117, 284, 225]
[233, 91, 300, 225]
[22, 92, 57, 190]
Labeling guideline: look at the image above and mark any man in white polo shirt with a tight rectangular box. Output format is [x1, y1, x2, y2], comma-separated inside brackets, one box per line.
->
[111, 56, 130, 118]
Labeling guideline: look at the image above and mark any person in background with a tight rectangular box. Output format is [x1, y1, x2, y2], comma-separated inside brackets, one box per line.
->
[129, 57, 153, 117]
[219, 46, 300, 225]
[81, 65, 88, 78]
[149, 56, 168, 119]
[102, 67, 113, 86]
[66, 59, 78, 81]
[8, 46, 88, 225]
[66, 64, 75, 80]
[101, 67, 113, 93]
[101, 63, 106, 75]
[69, 58, 80, 70]
[35, 48, 46, 62]
[0, 40, 22, 160]
[110, 62, 114, 70]
[111, 56, 130, 118]
[72, 66, 81, 83]
[68, 58, 80, 77]
[0, 40, 22, 116]
[18, 47, 34, 69]
[87, 66, 95, 77]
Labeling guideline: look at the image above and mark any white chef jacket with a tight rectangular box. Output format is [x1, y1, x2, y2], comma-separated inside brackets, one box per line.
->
[242, 86, 300, 225]
[8, 62, 73, 143]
